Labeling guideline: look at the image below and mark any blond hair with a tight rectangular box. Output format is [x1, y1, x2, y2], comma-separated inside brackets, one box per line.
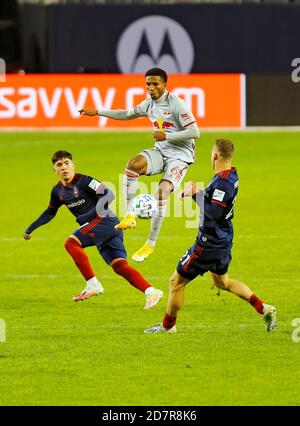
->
[214, 139, 234, 160]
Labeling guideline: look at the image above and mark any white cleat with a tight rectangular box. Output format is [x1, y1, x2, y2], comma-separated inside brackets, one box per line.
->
[262, 303, 277, 332]
[144, 289, 163, 309]
[144, 323, 177, 334]
[73, 281, 104, 302]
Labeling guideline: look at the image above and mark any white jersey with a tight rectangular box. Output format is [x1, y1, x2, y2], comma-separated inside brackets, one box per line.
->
[133, 91, 197, 164]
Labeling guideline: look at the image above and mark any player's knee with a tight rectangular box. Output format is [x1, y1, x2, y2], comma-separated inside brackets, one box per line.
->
[126, 157, 145, 174]
[64, 238, 71, 251]
[213, 276, 229, 290]
[64, 237, 80, 253]
[169, 275, 184, 293]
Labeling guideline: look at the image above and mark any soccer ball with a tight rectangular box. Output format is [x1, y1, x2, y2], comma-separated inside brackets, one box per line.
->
[132, 194, 159, 219]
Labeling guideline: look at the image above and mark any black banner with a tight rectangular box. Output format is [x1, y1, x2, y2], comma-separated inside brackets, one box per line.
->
[0, 406, 290, 425]
[20, 4, 300, 74]
[247, 75, 300, 126]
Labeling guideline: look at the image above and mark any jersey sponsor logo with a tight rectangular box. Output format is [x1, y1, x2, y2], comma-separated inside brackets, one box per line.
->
[67, 199, 86, 208]
[212, 189, 225, 202]
[88, 179, 101, 192]
[117, 16, 194, 73]
[181, 112, 191, 120]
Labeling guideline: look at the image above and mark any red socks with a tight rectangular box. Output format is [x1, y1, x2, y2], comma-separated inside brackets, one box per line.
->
[112, 259, 151, 293]
[64, 238, 95, 280]
[249, 293, 264, 314]
[163, 313, 177, 330]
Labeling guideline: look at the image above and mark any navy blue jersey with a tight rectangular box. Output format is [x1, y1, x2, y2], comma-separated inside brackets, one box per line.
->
[25, 173, 116, 234]
[194, 167, 239, 249]
[48, 174, 110, 217]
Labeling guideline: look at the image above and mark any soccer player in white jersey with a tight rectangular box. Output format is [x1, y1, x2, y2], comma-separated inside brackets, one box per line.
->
[79, 68, 200, 262]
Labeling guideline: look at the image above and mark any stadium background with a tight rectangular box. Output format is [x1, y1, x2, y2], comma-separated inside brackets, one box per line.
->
[0, 0, 300, 407]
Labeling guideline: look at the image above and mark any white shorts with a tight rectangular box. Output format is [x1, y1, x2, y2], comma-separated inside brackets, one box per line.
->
[140, 148, 190, 192]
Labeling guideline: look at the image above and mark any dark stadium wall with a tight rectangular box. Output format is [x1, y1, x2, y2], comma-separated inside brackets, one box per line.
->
[20, 4, 300, 74]
[20, 4, 48, 73]
[18, 3, 300, 126]
[247, 75, 300, 126]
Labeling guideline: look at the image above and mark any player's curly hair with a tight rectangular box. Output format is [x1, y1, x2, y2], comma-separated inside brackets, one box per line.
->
[214, 139, 234, 160]
[52, 150, 73, 164]
[145, 68, 168, 82]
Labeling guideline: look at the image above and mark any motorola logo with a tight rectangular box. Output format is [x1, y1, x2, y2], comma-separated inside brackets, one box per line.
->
[117, 15, 194, 74]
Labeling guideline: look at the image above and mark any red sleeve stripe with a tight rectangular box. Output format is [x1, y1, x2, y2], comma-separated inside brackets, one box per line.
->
[211, 200, 226, 208]
[183, 121, 196, 128]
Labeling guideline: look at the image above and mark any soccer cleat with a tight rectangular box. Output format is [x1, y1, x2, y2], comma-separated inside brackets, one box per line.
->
[114, 214, 136, 231]
[144, 288, 163, 309]
[262, 303, 277, 332]
[132, 242, 154, 262]
[144, 323, 177, 334]
[73, 282, 104, 302]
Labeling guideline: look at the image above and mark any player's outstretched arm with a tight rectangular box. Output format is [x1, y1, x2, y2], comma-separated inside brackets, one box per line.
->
[179, 181, 197, 198]
[79, 108, 138, 120]
[78, 108, 98, 116]
[24, 207, 58, 240]
[179, 181, 204, 209]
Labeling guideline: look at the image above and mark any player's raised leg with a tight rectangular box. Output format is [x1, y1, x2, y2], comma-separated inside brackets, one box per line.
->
[115, 155, 147, 231]
[144, 271, 190, 333]
[64, 236, 104, 301]
[132, 180, 171, 262]
[210, 272, 277, 332]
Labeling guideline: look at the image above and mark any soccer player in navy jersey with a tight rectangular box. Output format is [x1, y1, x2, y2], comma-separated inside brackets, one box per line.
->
[145, 139, 277, 333]
[23, 151, 163, 308]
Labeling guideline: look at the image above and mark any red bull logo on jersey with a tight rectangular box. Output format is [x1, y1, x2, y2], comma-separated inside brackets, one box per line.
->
[153, 121, 175, 130]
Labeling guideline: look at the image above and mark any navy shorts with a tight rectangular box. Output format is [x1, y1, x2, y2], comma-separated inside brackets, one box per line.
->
[73, 216, 126, 265]
[177, 242, 232, 281]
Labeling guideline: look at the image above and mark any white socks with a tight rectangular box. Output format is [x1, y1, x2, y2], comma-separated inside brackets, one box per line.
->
[124, 168, 139, 214]
[145, 286, 155, 295]
[148, 199, 167, 246]
[86, 276, 102, 289]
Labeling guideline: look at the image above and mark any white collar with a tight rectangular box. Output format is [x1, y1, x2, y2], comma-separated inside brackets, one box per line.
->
[154, 90, 168, 105]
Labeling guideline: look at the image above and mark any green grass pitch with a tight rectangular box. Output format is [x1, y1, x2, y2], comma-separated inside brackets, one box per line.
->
[0, 130, 299, 406]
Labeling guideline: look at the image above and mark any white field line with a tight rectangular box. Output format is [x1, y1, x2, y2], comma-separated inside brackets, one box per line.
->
[1, 126, 300, 133]
[5, 274, 168, 280]
[19, 322, 290, 330]
[1, 235, 299, 242]
[5, 274, 300, 283]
